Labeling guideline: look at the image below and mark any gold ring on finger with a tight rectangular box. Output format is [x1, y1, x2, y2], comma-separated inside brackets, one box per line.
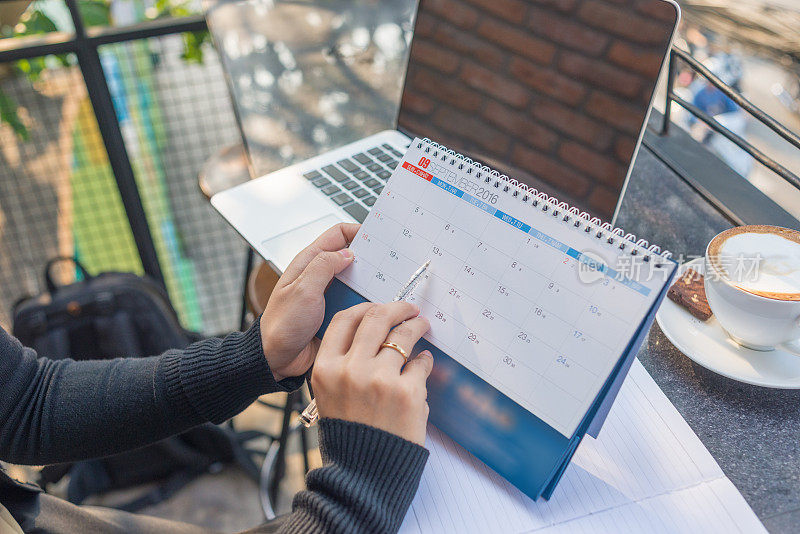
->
[379, 341, 408, 362]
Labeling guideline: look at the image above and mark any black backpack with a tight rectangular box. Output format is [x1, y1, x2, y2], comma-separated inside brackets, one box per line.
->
[11, 257, 264, 511]
[13, 257, 196, 360]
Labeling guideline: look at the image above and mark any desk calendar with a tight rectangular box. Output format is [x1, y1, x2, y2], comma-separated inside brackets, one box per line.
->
[318, 137, 677, 500]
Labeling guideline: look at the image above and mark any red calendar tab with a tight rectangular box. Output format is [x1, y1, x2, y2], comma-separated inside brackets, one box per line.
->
[402, 161, 434, 181]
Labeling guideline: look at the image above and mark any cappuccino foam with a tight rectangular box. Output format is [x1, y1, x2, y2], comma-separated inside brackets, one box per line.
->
[710, 226, 800, 301]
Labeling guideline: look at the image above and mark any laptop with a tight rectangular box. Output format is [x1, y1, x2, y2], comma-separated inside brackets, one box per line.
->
[212, 0, 679, 273]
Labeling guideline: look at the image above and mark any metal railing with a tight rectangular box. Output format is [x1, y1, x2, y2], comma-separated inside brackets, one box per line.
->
[0, 0, 208, 288]
[660, 45, 800, 191]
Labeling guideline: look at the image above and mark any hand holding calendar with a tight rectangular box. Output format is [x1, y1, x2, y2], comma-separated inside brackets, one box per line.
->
[259, 222, 359, 381]
[320, 137, 676, 499]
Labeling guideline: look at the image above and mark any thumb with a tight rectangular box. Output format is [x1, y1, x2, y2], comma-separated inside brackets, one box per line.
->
[402, 350, 434, 383]
[295, 248, 354, 296]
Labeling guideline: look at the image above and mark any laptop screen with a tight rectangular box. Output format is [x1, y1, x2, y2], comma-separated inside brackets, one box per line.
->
[397, 0, 677, 219]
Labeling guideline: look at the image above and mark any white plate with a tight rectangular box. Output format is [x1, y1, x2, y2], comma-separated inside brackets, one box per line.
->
[655, 257, 800, 389]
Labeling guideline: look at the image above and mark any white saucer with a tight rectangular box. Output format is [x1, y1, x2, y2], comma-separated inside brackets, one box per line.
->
[655, 257, 800, 389]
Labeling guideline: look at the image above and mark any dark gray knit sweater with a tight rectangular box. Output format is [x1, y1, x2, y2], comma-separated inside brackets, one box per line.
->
[0, 321, 428, 533]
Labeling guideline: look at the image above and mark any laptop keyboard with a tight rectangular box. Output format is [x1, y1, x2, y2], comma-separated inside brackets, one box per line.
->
[302, 141, 409, 223]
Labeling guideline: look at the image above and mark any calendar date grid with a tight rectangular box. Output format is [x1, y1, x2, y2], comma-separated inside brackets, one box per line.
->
[385, 285, 595, 423]
[363, 185, 629, 349]
[358, 191, 626, 389]
[346, 188, 628, 421]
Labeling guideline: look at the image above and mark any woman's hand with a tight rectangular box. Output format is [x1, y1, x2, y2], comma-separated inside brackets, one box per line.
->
[311, 301, 434, 446]
[260, 223, 359, 381]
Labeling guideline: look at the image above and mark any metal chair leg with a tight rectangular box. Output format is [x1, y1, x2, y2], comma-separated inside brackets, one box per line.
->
[292, 391, 312, 474]
[268, 390, 297, 508]
[299, 424, 311, 474]
[239, 247, 255, 331]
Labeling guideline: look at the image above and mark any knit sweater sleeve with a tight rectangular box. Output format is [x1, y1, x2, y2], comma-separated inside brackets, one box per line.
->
[0, 321, 303, 465]
[280, 419, 429, 534]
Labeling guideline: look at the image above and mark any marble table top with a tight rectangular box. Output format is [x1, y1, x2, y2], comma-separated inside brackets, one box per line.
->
[619, 146, 800, 532]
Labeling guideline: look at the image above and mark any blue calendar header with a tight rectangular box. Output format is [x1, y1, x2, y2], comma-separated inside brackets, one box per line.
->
[423, 173, 650, 297]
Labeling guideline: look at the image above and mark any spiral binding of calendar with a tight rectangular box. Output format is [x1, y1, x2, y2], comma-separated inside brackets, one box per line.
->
[418, 138, 673, 267]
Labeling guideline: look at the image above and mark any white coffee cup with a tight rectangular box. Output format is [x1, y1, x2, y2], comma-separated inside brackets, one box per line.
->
[704, 225, 800, 354]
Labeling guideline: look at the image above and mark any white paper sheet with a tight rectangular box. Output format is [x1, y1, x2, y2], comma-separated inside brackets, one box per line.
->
[399, 360, 765, 533]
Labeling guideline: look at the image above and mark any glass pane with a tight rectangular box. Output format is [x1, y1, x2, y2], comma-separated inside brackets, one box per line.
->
[0, 52, 142, 330]
[98, 34, 245, 334]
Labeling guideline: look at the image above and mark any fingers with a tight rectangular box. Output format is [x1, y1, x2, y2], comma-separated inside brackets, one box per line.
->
[318, 303, 374, 357]
[401, 350, 434, 384]
[348, 301, 420, 360]
[281, 223, 360, 283]
[292, 249, 354, 299]
[327, 222, 360, 248]
[378, 316, 431, 367]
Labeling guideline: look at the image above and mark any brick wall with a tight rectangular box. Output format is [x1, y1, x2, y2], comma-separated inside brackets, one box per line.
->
[398, 0, 676, 219]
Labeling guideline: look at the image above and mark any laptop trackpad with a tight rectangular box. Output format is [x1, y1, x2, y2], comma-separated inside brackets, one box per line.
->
[261, 214, 344, 271]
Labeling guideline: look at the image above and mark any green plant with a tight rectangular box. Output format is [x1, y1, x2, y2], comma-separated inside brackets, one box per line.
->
[150, 0, 210, 64]
[12, 8, 73, 82]
[0, 87, 28, 140]
[0, 0, 208, 139]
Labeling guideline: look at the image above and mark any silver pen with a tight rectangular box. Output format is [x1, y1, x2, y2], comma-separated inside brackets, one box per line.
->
[299, 259, 431, 428]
